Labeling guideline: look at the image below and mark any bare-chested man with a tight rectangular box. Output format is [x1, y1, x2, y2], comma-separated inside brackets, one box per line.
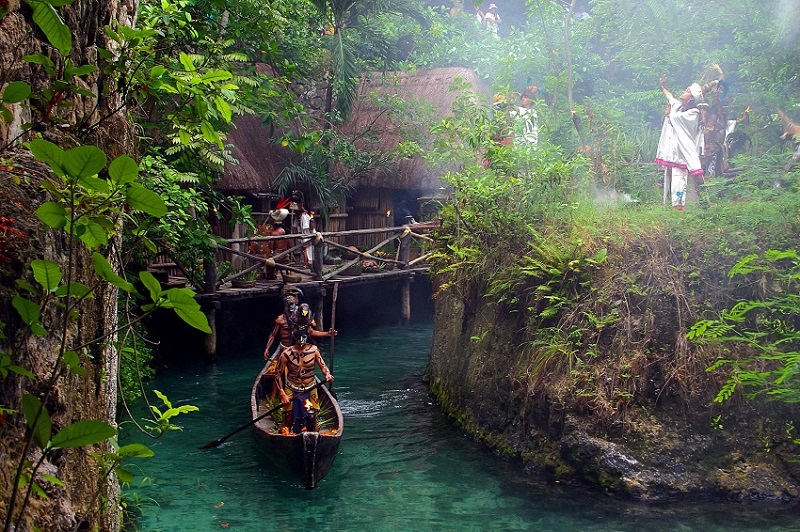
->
[262, 290, 336, 360]
[275, 329, 334, 433]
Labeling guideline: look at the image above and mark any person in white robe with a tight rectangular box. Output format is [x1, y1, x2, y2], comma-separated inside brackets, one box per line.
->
[483, 4, 501, 36]
[655, 76, 706, 209]
[300, 208, 314, 264]
[510, 87, 539, 150]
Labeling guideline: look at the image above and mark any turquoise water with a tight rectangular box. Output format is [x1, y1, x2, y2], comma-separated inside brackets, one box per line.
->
[122, 323, 798, 531]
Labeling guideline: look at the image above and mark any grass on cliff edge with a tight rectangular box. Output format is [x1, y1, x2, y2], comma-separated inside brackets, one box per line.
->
[431, 168, 800, 426]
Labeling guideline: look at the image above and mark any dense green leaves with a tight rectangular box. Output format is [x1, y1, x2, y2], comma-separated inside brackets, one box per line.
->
[1, 81, 32, 122]
[108, 155, 139, 185]
[138, 271, 162, 303]
[35, 202, 66, 229]
[147, 389, 200, 434]
[691, 250, 800, 404]
[116, 442, 155, 459]
[125, 184, 167, 217]
[61, 350, 87, 377]
[1, 81, 31, 104]
[92, 253, 134, 293]
[64, 146, 107, 180]
[28, 140, 67, 177]
[0, 355, 36, 380]
[11, 296, 46, 336]
[162, 288, 211, 333]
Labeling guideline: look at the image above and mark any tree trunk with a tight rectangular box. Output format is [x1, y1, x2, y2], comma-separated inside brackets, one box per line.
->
[1, 0, 138, 529]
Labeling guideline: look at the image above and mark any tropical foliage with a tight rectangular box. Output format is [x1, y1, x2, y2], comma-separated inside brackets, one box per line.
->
[420, 0, 800, 413]
[689, 250, 800, 404]
[2, 0, 800, 525]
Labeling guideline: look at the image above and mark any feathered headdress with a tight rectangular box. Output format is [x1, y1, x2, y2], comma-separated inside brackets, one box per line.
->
[698, 64, 724, 100]
[777, 109, 800, 140]
[701, 64, 724, 84]
[275, 197, 292, 210]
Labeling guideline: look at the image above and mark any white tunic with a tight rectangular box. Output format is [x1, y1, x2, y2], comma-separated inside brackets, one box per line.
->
[511, 106, 538, 148]
[655, 97, 704, 177]
[300, 211, 314, 263]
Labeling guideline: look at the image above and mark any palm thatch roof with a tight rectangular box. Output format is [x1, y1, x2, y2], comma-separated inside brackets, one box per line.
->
[217, 115, 295, 193]
[218, 66, 487, 194]
[336, 67, 488, 191]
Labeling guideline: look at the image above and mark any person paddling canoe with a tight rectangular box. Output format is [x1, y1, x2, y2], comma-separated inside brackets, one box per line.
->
[275, 329, 334, 433]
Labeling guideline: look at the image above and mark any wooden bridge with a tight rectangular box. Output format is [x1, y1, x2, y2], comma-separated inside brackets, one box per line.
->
[150, 222, 439, 357]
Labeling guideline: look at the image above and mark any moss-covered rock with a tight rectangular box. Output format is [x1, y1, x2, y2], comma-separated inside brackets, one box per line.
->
[426, 233, 800, 502]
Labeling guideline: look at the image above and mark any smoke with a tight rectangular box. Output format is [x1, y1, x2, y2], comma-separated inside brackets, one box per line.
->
[590, 185, 638, 208]
[776, 0, 800, 46]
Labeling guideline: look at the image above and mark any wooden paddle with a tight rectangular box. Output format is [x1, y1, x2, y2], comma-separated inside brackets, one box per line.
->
[199, 380, 327, 449]
[328, 282, 339, 396]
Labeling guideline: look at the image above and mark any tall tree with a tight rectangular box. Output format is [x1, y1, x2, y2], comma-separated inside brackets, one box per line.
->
[1, 1, 138, 529]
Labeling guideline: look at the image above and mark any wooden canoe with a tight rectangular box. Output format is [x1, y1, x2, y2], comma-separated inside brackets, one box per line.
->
[250, 361, 343, 489]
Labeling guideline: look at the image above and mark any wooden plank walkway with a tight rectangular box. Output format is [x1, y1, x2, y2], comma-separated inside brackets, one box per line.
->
[199, 265, 430, 301]
[179, 221, 439, 357]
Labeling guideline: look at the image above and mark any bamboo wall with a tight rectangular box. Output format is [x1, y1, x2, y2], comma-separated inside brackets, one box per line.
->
[347, 188, 394, 249]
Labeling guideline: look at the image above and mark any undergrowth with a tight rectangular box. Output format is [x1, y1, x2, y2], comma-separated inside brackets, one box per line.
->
[432, 161, 800, 427]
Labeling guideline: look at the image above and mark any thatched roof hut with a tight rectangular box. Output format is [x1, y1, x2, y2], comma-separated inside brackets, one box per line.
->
[336, 66, 488, 193]
[219, 66, 487, 197]
[218, 115, 296, 195]
[218, 66, 487, 246]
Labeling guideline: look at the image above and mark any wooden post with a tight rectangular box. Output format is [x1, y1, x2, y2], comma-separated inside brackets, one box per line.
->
[202, 209, 222, 360]
[398, 230, 411, 269]
[203, 300, 220, 362]
[313, 234, 324, 280]
[202, 256, 218, 360]
[401, 275, 411, 322]
[399, 230, 412, 322]
[329, 282, 339, 393]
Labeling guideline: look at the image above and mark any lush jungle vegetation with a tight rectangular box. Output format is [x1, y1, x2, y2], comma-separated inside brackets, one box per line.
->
[1, 0, 799, 527]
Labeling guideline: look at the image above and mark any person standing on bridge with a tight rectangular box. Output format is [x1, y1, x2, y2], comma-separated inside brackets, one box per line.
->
[263, 287, 336, 360]
[275, 328, 334, 433]
[265, 208, 290, 280]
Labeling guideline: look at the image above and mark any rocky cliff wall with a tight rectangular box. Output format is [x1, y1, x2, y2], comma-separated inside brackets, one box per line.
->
[427, 265, 800, 503]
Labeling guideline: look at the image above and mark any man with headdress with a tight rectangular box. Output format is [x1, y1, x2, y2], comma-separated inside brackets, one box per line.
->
[655, 75, 708, 209]
[288, 190, 315, 265]
[483, 3, 502, 36]
[261, 208, 289, 280]
[778, 109, 800, 172]
[262, 286, 336, 361]
[696, 65, 731, 176]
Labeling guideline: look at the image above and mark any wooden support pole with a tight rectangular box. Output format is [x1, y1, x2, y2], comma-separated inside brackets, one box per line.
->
[401, 275, 411, 322]
[313, 234, 324, 281]
[203, 300, 219, 362]
[398, 229, 411, 269]
[202, 257, 218, 360]
[398, 229, 413, 321]
[314, 287, 325, 331]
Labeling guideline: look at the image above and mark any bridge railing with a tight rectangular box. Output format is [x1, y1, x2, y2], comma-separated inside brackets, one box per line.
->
[215, 221, 437, 288]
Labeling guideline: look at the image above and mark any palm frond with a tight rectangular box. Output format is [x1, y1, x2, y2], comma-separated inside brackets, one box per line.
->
[330, 30, 360, 119]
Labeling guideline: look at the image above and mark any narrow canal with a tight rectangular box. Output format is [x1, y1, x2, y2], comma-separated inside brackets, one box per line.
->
[122, 321, 798, 531]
